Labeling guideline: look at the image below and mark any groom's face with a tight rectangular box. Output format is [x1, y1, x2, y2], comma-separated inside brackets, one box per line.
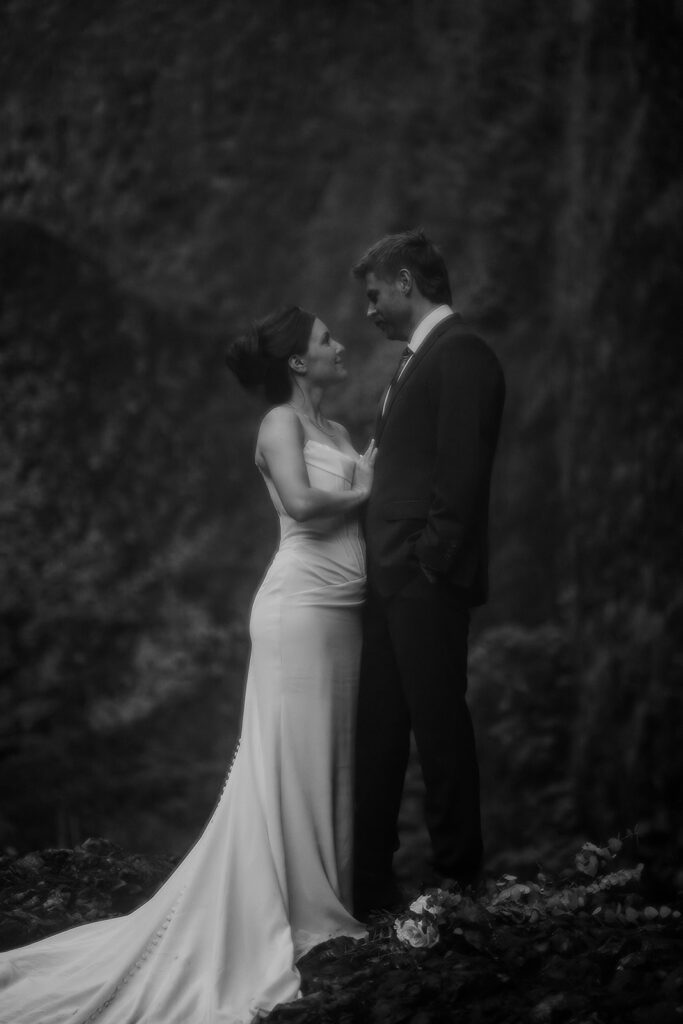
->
[363, 270, 410, 342]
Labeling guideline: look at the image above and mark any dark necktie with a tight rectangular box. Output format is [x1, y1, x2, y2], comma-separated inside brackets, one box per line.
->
[381, 346, 413, 418]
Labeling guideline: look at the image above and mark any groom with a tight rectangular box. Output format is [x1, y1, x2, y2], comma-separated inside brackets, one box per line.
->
[351, 229, 505, 918]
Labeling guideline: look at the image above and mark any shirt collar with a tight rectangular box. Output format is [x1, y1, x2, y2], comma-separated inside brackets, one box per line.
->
[408, 305, 454, 353]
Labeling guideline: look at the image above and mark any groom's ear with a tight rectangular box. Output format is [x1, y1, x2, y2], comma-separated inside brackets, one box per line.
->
[396, 268, 413, 296]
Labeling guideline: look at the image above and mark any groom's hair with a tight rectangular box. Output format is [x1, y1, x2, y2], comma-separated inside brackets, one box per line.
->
[352, 229, 452, 305]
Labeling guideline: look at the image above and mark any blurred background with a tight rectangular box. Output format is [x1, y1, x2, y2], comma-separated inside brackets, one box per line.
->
[1, 0, 681, 889]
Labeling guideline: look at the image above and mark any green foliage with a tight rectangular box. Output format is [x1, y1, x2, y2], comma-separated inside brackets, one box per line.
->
[468, 624, 580, 876]
[553, 2, 683, 885]
[0, 0, 680, 876]
[0, 221, 261, 851]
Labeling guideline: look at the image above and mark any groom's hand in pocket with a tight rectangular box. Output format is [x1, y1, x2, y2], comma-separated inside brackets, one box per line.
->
[419, 562, 439, 584]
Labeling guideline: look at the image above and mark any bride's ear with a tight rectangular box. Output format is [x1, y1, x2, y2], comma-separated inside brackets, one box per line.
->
[288, 354, 307, 375]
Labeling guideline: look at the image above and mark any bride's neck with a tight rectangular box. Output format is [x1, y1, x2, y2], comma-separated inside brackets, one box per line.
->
[288, 382, 325, 423]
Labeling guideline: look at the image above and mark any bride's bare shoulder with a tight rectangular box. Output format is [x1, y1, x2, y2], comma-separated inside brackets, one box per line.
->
[256, 406, 305, 459]
[259, 404, 300, 436]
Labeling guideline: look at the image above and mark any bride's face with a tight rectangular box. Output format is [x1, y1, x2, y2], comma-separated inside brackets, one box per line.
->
[304, 319, 347, 386]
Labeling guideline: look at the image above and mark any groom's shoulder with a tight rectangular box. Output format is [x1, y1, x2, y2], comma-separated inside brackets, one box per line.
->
[432, 317, 502, 370]
[436, 313, 483, 342]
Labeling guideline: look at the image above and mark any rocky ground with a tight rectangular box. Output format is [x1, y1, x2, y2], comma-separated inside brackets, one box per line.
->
[1, 834, 680, 1023]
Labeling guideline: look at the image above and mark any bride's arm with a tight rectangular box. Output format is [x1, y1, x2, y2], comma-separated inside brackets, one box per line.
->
[256, 406, 374, 522]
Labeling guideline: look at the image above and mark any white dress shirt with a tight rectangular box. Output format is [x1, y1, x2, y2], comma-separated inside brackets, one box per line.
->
[381, 305, 454, 416]
[407, 304, 454, 358]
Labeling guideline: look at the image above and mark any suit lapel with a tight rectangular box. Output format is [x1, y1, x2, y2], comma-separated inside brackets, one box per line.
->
[376, 313, 462, 441]
[373, 384, 390, 439]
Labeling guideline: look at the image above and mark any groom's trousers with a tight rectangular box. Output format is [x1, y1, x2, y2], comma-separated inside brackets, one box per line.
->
[354, 570, 483, 892]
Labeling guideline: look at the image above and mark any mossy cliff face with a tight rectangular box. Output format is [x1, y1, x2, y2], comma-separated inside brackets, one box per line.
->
[1, 0, 681, 877]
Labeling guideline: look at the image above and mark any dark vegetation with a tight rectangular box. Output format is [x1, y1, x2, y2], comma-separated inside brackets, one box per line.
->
[1, 835, 680, 1022]
[0, 0, 681, 985]
[283, 836, 683, 1023]
[0, 838, 176, 952]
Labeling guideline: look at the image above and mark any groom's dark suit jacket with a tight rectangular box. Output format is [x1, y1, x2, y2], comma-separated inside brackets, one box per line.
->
[366, 314, 505, 604]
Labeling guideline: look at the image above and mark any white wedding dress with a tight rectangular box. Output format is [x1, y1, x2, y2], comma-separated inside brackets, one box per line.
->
[0, 439, 367, 1024]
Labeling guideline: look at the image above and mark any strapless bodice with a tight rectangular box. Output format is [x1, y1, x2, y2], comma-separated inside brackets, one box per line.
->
[258, 440, 365, 606]
[261, 439, 360, 541]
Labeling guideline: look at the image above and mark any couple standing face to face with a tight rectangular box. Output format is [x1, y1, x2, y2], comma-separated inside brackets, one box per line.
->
[227, 228, 505, 919]
[268, 272, 417, 400]
[225, 230, 453, 408]
[292, 276, 416, 384]
[282, 259, 451, 389]
[0, 233, 502, 1024]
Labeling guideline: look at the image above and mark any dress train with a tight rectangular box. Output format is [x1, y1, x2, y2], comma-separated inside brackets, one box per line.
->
[0, 440, 366, 1023]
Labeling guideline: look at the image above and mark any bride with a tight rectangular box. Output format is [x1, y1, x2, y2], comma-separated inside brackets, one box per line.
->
[0, 305, 376, 1024]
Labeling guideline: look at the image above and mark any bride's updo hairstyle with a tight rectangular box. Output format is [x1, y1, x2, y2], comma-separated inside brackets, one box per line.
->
[225, 305, 316, 404]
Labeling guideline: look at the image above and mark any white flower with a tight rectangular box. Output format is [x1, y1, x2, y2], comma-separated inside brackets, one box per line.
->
[394, 917, 440, 948]
[491, 882, 531, 905]
[575, 846, 600, 877]
[409, 894, 434, 915]
[409, 889, 461, 919]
